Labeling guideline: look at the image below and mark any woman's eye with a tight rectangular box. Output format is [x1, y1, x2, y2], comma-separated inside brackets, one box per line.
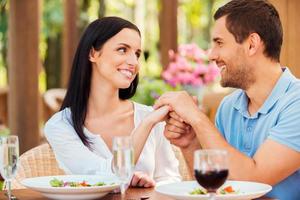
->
[135, 52, 140, 59]
[118, 47, 126, 53]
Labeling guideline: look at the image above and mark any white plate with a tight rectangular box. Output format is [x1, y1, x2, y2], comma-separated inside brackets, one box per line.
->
[21, 175, 120, 200]
[155, 180, 272, 200]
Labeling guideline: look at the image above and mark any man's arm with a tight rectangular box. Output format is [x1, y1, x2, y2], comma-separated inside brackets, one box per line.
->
[191, 113, 300, 185]
[155, 91, 300, 185]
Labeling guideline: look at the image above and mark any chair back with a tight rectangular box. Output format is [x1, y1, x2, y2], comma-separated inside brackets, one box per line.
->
[43, 88, 66, 121]
[202, 90, 231, 122]
[12, 143, 65, 189]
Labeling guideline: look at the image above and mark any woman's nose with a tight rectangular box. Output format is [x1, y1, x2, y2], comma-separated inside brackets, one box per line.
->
[126, 52, 138, 66]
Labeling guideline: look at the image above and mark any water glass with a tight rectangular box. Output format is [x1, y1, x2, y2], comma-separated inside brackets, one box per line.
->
[112, 136, 134, 196]
[0, 135, 19, 200]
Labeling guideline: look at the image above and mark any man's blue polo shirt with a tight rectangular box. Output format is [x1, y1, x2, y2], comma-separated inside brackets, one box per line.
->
[215, 68, 300, 200]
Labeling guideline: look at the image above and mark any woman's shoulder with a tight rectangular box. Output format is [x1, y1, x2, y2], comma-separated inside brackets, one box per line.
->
[45, 108, 71, 125]
[44, 108, 74, 136]
[133, 101, 154, 113]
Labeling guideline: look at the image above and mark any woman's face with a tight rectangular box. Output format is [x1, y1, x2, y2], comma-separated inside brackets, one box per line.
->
[90, 28, 141, 89]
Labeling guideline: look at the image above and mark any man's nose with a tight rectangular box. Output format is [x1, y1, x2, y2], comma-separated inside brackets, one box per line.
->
[207, 48, 218, 62]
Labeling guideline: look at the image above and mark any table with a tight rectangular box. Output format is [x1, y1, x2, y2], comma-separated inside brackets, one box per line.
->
[0, 188, 276, 200]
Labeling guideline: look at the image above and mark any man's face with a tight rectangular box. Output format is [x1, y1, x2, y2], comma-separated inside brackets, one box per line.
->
[208, 16, 255, 90]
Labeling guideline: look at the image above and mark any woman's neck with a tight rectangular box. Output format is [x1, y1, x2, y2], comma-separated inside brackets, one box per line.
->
[87, 79, 125, 119]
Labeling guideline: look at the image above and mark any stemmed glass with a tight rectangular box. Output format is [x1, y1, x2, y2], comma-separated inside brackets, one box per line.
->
[0, 135, 19, 200]
[194, 149, 228, 200]
[112, 136, 134, 197]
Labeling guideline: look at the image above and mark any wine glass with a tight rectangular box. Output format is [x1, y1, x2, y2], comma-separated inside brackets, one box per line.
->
[0, 135, 19, 200]
[194, 149, 228, 200]
[112, 136, 134, 197]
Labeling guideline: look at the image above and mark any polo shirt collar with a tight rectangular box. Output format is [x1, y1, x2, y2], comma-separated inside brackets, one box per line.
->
[233, 67, 295, 117]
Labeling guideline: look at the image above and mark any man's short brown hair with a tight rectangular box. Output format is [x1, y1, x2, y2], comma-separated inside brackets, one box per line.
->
[214, 0, 283, 62]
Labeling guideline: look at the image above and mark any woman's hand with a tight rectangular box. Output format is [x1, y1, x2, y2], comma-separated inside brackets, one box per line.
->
[145, 105, 170, 126]
[130, 171, 155, 188]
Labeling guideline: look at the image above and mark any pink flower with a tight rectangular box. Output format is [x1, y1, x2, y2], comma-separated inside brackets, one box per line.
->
[163, 43, 220, 87]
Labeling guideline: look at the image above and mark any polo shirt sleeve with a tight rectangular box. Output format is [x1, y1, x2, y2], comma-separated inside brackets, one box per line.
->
[268, 97, 300, 152]
[215, 98, 226, 137]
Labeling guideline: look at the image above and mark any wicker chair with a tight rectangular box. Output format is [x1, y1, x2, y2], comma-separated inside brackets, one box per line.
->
[11, 143, 65, 189]
[10, 144, 191, 189]
[172, 146, 193, 181]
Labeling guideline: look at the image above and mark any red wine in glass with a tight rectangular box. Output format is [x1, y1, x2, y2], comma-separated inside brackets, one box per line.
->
[194, 149, 228, 200]
[194, 169, 228, 192]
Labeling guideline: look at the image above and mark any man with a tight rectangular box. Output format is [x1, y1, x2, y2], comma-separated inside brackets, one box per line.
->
[154, 0, 300, 199]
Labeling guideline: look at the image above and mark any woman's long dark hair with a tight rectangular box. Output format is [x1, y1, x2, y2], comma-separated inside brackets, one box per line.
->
[61, 17, 140, 147]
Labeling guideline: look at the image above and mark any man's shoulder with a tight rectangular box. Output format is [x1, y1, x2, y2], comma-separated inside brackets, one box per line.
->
[279, 79, 300, 107]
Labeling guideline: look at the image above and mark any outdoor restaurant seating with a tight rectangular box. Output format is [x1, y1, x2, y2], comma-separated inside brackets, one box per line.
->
[11, 143, 65, 189]
[10, 143, 192, 190]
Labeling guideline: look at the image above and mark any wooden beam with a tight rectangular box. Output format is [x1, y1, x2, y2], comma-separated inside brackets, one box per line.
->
[159, 0, 178, 69]
[8, 0, 40, 153]
[62, 0, 78, 88]
[270, 0, 300, 77]
[286, 0, 300, 77]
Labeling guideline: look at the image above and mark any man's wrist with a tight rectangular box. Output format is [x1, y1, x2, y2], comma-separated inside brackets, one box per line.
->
[180, 137, 200, 154]
[189, 110, 204, 128]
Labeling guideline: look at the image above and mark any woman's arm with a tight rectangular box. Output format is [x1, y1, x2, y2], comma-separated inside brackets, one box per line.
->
[131, 105, 170, 164]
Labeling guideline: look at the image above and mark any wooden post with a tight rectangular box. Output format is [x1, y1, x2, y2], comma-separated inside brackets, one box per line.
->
[159, 0, 178, 69]
[270, 0, 300, 78]
[62, 0, 78, 88]
[8, 0, 40, 153]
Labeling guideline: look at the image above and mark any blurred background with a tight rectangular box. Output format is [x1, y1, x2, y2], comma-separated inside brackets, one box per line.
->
[0, 0, 299, 153]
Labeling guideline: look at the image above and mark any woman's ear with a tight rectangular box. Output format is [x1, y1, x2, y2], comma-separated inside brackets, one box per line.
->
[89, 47, 101, 62]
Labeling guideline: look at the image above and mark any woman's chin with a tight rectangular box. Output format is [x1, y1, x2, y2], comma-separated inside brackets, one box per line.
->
[118, 83, 132, 89]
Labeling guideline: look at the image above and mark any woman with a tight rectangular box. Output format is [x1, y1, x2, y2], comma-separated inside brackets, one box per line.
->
[44, 17, 181, 187]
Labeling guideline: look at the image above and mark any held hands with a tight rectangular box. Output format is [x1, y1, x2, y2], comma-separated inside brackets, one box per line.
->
[153, 91, 201, 125]
[153, 91, 202, 148]
[130, 171, 155, 188]
[164, 111, 196, 148]
[145, 105, 171, 125]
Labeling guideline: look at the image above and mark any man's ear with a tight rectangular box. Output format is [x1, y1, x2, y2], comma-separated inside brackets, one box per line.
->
[89, 47, 101, 62]
[247, 33, 263, 56]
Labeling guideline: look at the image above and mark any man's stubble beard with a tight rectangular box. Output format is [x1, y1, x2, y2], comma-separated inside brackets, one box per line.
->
[220, 62, 255, 90]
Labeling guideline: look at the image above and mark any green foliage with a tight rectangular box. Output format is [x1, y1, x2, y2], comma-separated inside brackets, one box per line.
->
[132, 77, 181, 106]
[0, 125, 9, 136]
[42, 0, 63, 39]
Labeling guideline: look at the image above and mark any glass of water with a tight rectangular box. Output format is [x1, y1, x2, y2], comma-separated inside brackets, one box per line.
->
[0, 135, 19, 200]
[112, 136, 134, 196]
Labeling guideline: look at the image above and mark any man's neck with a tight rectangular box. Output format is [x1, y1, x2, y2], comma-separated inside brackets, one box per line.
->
[245, 62, 282, 115]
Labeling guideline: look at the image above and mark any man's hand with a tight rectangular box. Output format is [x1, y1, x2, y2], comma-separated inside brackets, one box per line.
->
[153, 91, 201, 125]
[130, 171, 155, 188]
[164, 111, 196, 148]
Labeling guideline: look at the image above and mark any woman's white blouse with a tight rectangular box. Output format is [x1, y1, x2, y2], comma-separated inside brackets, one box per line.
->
[44, 102, 181, 185]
